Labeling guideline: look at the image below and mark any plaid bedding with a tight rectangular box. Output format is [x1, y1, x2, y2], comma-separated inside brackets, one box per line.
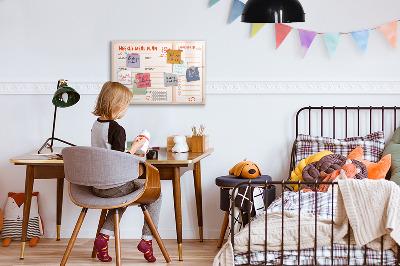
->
[294, 131, 385, 166]
[234, 191, 397, 265]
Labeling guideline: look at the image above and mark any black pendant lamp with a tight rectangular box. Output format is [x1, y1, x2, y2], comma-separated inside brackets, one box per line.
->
[242, 0, 305, 23]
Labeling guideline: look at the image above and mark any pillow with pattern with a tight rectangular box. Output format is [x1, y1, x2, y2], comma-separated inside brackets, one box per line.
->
[294, 131, 385, 167]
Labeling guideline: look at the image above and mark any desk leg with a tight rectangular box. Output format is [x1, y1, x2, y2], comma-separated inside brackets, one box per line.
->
[193, 161, 203, 242]
[56, 178, 64, 241]
[20, 165, 34, 259]
[172, 167, 183, 261]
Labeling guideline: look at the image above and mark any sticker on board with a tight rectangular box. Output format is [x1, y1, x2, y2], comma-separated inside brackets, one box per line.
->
[164, 73, 178, 87]
[127, 53, 140, 68]
[118, 70, 132, 85]
[167, 50, 182, 64]
[135, 73, 151, 88]
[186, 67, 200, 82]
[172, 62, 187, 76]
[132, 83, 147, 95]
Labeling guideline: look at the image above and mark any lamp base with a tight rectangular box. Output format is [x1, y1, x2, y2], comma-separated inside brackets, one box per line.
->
[38, 137, 76, 154]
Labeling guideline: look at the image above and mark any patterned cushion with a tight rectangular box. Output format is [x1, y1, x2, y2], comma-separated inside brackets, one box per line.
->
[295, 131, 385, 166]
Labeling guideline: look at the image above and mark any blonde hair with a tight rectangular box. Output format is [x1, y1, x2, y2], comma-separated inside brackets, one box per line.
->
[93, 81, 133, 120]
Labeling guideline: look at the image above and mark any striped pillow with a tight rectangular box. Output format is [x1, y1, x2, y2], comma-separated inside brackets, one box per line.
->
[1, 217, 41, 240]
[294, 131, 385, 166]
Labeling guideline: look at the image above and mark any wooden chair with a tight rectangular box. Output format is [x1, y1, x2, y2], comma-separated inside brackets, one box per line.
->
[60, 146, 171, 265]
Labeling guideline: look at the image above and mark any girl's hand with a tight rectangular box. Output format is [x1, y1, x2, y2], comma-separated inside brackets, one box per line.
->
[129, 137, 147, 154]
[134, 149, 149, 157]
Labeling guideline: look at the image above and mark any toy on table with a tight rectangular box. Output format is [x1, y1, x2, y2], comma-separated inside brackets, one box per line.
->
[229, 159, 261, 179]
[1, 192, 44, 247]
[172, 135, 189, 153]
[135, 129, 150, 155]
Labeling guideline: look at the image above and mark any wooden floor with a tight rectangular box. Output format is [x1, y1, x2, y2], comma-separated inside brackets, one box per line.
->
[0, 239, 221, 265]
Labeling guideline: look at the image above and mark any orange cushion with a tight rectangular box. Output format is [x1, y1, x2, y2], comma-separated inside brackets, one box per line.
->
[348, 146, 391, 180]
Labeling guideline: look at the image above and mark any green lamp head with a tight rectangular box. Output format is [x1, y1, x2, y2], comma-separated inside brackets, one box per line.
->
[52, 80, 80, 108]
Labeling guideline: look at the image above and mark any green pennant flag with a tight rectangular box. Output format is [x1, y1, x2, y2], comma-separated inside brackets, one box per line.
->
[209, 0, 220, 7]
[251, 23, 266, 38]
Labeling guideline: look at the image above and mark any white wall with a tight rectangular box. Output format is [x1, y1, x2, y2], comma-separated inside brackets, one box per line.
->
[1, 0, 400, 240]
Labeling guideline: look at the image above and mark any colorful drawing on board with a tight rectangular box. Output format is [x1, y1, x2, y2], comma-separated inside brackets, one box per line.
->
[186, 67, 200, 82]
[136, 73, 151, 88]
[132, 83, 147, 95]
[118, 70, 132, 85]
[164, 73, 178, 87]
[172, 62, 187, 76]
[126, 53, 140, 68]
[167, 50, 182, 64]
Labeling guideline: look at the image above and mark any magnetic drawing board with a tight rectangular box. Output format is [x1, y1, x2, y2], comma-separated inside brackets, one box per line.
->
[111, 41, 205, 105]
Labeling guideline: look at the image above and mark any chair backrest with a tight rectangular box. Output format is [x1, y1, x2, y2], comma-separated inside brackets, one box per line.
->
[62, 146, 145, 187]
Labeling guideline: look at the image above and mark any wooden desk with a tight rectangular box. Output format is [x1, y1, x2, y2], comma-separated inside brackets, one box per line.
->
[10, 147, 213, 261]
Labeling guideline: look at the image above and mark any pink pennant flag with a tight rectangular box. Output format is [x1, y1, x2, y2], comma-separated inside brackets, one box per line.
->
[298, 29, 318, 58]
[378, 21, 398, 50]
[275, 23, 293, 49]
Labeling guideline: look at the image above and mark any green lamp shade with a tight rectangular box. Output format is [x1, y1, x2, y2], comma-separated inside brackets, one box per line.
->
[52, 84, 80, 108]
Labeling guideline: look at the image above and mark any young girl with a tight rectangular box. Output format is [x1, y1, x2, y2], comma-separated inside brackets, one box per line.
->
[91, 81, 162, 263]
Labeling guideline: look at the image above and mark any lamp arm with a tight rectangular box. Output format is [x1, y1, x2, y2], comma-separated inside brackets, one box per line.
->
[50, 105, 57, 148]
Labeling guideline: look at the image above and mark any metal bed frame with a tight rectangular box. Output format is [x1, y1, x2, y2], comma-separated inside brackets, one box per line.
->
[230, 106, 400, 266]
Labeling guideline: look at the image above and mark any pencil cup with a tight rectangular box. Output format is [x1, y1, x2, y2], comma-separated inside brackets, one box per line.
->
[191, 135, 209, 153]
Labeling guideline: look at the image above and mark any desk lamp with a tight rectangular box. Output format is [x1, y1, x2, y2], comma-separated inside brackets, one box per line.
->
[38, 79, 80, 154]
[241, 0, 305, 23]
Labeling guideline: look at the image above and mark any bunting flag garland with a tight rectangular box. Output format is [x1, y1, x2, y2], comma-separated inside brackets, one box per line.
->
[209, 0, 220, 8]
[229, 0, 245, 24]
[207, 4, 400, 57]
[351, 29, 370, 55]
[378, 21, 398, 50]
[323, 33, 341, 58]
[275, 23, 293, 49]
[298, 30, 317, 58]
[251, 23, 266, 38]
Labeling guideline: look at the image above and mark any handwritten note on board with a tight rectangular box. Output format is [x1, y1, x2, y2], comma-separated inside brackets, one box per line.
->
[164, 73, 178, 87]
[136, 73, 151, 88]
[118, 70, 132, 85]
[132, 83, 147, 95]
[167, 50, 182, 64]
[186, 67, 200, 82]
[126, 53, 140, 68]
[172, 62, 187, 76]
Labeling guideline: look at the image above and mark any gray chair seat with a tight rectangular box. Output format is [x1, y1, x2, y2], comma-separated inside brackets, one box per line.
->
[69, 180, 145, 208]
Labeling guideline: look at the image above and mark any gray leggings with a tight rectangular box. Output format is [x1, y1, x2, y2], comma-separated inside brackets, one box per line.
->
[92, 180, 162, 240]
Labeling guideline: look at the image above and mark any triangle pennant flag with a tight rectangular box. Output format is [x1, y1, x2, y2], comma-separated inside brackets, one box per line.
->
[378, 21, 398, 50]
[298, 29, 317, 58]
[209, 0, 220, 7]
[351, 29, 370, 55]
[251, 23, 266, 38]
[275, 23, 293, 49]
[323, 33, 341, 58]
[229, 0, 245, 24]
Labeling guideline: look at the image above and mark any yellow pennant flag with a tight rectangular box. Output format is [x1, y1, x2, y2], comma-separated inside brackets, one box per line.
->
[251, 23, 266, 38]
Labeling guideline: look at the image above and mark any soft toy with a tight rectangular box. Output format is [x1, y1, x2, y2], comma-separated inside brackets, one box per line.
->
[1, 192, 44, 247]
[348, 146, 391, 180]
[317, 160, 360, 193]
[289, 150, 333, 191]
[172, 135, 189, 153]
[301, 154, 368, 190]
[229, 159, 261, 179]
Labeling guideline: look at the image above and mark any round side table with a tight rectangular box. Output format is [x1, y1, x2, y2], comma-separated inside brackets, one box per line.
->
[215, 175, 275, 248]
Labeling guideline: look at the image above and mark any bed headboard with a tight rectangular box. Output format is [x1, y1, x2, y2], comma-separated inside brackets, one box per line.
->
[290, 106, 400, 179]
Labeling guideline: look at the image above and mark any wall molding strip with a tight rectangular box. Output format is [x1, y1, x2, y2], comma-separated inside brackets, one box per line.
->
[0, 81, 399, 95]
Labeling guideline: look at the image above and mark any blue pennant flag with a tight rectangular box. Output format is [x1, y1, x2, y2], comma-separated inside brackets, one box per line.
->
[209, 0, 221, 7]
[229, 0, 245, 23]
[351, 29, 371, 55]
[323, 33, 341, 58]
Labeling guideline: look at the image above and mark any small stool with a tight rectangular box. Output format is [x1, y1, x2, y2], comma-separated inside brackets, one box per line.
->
[215, 175, 275, 248]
